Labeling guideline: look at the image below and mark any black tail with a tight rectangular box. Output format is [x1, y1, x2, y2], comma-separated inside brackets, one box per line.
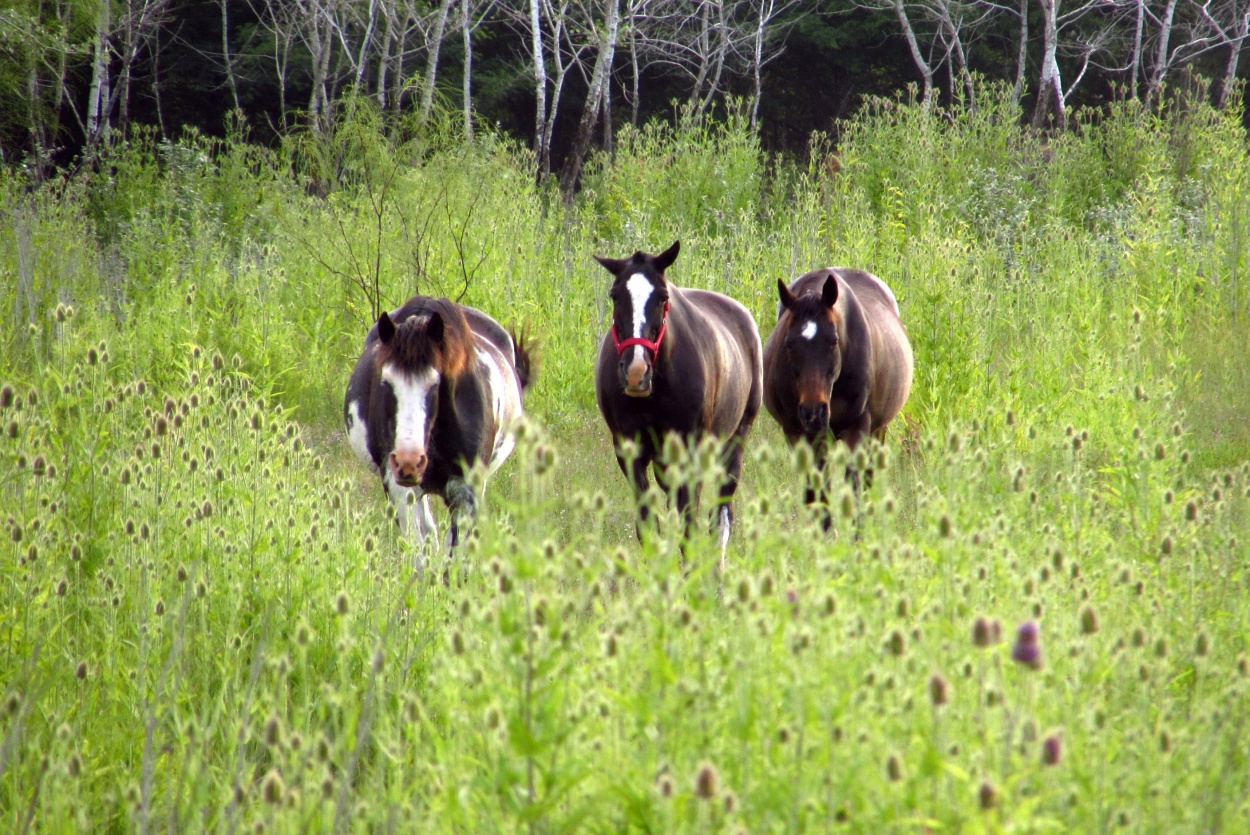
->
[511, 326, 537, 394]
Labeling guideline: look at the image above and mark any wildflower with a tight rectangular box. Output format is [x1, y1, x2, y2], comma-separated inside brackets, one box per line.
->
[928, 674, 949, 707]
[886, 754, 903, 782]
[1080, 606, 1099, 635]
[1011, 621, 1043, 670]
[1041, 734, 1062, 766]
[694, 762, 719, 799]
[261, 769, 285, 805]
[979, 781, 998, 810]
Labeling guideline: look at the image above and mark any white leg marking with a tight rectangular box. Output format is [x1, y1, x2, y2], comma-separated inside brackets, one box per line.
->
[346, 400, 377, 473]
[382, 365, 439, 461]
[718, 505, 732, 551]
[384, 472, 437, 541]
[800, 320, 818, 340]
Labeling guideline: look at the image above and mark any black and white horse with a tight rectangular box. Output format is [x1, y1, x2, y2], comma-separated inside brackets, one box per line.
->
[344, 297, 534, 548]
[594, 241, 763, 561]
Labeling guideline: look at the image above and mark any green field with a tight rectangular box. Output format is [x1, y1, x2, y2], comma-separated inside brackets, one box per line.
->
[3, 89, 1250, 832]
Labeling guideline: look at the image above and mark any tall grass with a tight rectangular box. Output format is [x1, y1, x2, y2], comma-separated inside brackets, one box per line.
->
[1, 86, 1248, 831]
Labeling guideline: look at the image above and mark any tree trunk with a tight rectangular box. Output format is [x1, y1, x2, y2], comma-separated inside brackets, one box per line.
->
[696, 0, 730, 120]
[1031, 0, 1065, 130]
[376, 0, 394, 107]
[1216, 10, 1250, 109]
[559, 0, 621, 195]
[530, 0, 548, 176]
[1010, 0, 1028, 104]
[894, 0, 933, 107]
[222, 0, 241, 110]
[1129, 0, 1144, 98]
[750, 0, 768, 129]
[355, 0, 379, 89]
[462, 0, 473, 142]
[1144, 0, 1179, 109]
[86, 0, 111, 144]
[418, 0, 452, 125]
[629, 5, 640, 125]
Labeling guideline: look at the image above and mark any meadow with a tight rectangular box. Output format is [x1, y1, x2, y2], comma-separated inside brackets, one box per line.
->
[2, 86, 1250, 832]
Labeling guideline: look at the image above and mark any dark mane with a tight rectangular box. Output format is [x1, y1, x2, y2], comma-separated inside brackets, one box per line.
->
[376, 297, 473, 378]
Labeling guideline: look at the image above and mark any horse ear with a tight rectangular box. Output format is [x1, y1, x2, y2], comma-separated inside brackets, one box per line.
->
[377, 312, 396, 344]
[777, 279, 799, 311]
[595, 256, 626, 276]
[655, 240, 681, 272]
[821, 275, 840, 308]
[426, 312, 444, 344]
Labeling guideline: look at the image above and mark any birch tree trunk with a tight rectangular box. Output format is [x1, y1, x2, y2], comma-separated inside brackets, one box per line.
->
[376, 0, 394, 107]
[353, 0, 380, 89]
[1031, 0, 1065, 130]
[222, 0, 241, 110]
[559, 0, 621, 195]
[893, 0, 933, 107]
[1012, 0, 1028, 105]
[1144, 0, 1180, 108]
[1216, 10, 1250, 109]
[696, 0, 730, 119]
[86, 0, 112, 144]
[418, 0, 453, 125]
[530, 0, 549, 175]
[462, 0, 473, 142]
[1129, 0, 1144, 98]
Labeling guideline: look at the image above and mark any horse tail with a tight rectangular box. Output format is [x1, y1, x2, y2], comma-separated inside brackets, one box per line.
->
[510, 326, 538, 394]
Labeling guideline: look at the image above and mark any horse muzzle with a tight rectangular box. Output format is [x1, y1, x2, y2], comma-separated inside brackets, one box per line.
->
[619, 358, 653, 397]
[799, 402, 830, 435]
[390, 450, 428, 487]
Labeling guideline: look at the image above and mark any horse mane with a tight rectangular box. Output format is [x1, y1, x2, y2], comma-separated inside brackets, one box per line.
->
[376, 297, 473, 379]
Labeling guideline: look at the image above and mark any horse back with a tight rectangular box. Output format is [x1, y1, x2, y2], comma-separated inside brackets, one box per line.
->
[829, 269, 913, 433]
[675, 288, 763, 435]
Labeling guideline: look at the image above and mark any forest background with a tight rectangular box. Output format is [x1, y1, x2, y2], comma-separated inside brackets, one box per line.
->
[5, 0, 1250, 187]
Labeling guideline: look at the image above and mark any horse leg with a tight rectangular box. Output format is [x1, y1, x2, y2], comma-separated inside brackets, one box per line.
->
[715, 436, 747, 569]
[443, 477, 477, 553]
[616, 447, 653, 541]
[838, 417, 872, 493]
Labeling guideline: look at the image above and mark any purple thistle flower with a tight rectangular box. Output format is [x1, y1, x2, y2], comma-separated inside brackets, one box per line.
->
[1011, 620, 1043, 670]
[1041, 734, 1063, 766]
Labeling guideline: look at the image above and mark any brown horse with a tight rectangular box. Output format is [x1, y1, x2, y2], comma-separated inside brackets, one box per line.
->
[763, 268, 913, 522]
[594, 241, 763, 560]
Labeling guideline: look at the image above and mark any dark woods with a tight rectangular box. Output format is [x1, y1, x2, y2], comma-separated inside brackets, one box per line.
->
[3, 0, 1249, 188]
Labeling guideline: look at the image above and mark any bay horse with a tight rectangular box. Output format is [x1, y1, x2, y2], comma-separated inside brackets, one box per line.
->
[594, 241, 763, 561]
[763, 268, 913, 525]
[344, 296, 534, 550]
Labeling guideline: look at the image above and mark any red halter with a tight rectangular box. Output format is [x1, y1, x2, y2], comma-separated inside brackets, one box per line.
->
[611, 300, 671, 357]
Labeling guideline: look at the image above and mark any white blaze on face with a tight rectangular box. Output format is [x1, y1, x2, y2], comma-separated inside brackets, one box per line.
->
[800, 320, 818, 340]
[625, 272, 655, 368]
[382, 365, 439, 459]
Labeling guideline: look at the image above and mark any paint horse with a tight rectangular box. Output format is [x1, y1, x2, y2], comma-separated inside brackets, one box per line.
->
[594, 241, 763, 560]
[344, 296, 533, 549]
[763, 268, 913, 525]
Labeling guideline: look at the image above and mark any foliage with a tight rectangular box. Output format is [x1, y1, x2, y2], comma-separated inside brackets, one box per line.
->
[2, 86, 1250, 831]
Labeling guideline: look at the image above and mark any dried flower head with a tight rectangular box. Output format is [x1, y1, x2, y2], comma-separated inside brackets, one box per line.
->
[978, 781, 998, 810]
[694, 762, 720, 799]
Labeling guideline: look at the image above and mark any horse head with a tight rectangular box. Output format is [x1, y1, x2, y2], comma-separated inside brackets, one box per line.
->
[777, 273, 842, 435]
[374, 301, 472, 487]
[595, 240, 680, 398]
